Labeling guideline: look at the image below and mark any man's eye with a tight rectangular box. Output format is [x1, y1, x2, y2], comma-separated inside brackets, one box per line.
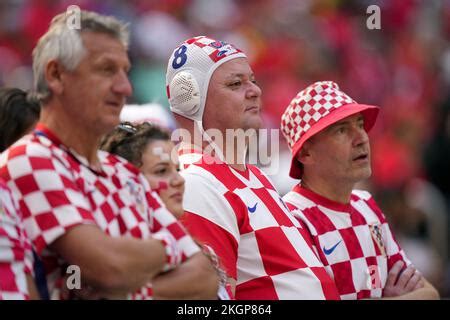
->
[100, 65, 115, 74]
[228, 81, 241, 87]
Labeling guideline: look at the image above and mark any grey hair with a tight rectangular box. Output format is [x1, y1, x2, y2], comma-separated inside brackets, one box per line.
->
[32, 10, 129, 103]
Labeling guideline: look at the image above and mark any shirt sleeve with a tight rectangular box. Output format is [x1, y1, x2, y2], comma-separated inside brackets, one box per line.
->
[286, 205, 322, 261]
[1, 142, 97, 254]
[179, 172, 240, 279]
[0, 183, 32, 300]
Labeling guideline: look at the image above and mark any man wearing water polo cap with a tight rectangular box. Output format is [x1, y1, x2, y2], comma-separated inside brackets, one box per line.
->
[166, 36, 340, 299]
[281, 81, 439, 299]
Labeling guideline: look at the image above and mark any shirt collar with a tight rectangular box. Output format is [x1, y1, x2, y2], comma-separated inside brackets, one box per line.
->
[34, 123, 106, 176]
[293, 183, 352, 212]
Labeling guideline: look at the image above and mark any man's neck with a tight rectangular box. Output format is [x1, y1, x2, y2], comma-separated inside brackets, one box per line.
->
[40, 105, 101, 167]
[301, 175, 354, 204]
[180, 132, 247, 171]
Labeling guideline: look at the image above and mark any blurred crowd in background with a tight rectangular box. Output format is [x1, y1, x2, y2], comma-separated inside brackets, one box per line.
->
[0, 0, 449, 297]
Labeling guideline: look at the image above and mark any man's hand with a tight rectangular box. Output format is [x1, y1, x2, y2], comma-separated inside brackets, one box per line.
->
[152, 252, 219, 299]
[383, 261, 424, 297]
[59, 276, 127, 300]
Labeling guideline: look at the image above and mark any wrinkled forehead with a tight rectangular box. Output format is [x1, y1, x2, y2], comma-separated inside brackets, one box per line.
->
[329, 112, 365, 127]
[210, 57, 251, 79]
[81, 32, 130, 64]
[309, 112, 366, 144]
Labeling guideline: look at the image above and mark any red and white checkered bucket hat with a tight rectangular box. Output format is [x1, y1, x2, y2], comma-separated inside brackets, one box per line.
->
[281, 81, 379, 179]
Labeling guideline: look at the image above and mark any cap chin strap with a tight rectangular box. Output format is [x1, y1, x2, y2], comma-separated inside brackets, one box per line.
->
[195, 120, 224, 162]
[195, 120, 248, 166]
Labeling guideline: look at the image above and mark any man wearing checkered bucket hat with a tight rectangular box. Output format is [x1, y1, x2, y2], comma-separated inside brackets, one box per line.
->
[166, 37, 341, 299]
[281, 81, 439, 299]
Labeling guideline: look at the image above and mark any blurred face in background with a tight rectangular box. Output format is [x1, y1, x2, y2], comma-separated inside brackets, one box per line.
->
[140, 139, 185, 218]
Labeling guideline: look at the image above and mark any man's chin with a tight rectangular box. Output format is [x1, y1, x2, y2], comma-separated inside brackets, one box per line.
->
[359, 168, 372, 181]
[243, 118, 263, 131]
[99, 118, 121, 135]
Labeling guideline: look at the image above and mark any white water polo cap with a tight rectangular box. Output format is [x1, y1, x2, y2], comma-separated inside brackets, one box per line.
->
[166, 36, 247, 121]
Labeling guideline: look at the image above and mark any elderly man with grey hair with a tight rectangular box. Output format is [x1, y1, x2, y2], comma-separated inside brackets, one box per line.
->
[0, 10, 218, 300]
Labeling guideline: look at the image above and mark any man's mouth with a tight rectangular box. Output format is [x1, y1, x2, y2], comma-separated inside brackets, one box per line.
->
[245, 105, 260, 112]
[353, 153, 368, 161]
[106, 100, 124, 108]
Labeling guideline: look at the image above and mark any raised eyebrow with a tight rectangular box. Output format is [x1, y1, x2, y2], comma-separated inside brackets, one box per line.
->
[333, 115, 365, 127]
[329, 120, 350, 129]
[226, 73, 255, 79]
[96, 56, 131, 71]
[226, 73, 244, 80]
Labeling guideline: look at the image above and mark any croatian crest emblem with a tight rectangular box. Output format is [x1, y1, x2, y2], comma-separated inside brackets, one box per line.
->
[209, 40, 226, 49]
[216, 44, 238, 58]
[369, 223, 386, 256]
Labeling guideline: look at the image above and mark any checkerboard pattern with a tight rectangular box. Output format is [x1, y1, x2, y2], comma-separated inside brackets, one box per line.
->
[284, 185, 411, 299]
[0, 179, 33, 300]
[281, 81, 356, 150]
[179, 147, 340, 300]
[0, 127, 200, 299]
[183, 36, 244, 63]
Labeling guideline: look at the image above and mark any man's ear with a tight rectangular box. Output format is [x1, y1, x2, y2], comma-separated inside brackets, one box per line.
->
[45, 60, 65, 96]
[296, 141, 314, 166]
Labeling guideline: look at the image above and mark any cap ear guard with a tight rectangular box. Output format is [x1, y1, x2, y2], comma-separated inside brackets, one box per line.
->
[169, 71, 201, 120]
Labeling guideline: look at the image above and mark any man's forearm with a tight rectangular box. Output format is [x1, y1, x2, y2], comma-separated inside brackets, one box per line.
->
[51, 225, 168, 293]
[152, 252, 219, 299]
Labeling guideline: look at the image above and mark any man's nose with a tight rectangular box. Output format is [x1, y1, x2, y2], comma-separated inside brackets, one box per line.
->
[353, 127, 369, 147]
[246, 81, 262, 99]
[113, 71, 133, 97]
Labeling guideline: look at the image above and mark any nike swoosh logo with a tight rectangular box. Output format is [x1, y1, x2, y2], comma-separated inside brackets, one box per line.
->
[323, 240, 342, 255]
[248, 203, 258, 213]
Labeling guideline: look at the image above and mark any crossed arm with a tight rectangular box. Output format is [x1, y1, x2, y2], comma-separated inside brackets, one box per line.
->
[52, 224, 219, 299]
[382, 261, 439, 300]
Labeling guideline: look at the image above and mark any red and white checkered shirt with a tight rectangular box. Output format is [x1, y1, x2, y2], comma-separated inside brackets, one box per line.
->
[283, 185, 411, 299]
[0, 125, 200, 300]
[179, 148, 339, 300]
[0, 178, 33, 300]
